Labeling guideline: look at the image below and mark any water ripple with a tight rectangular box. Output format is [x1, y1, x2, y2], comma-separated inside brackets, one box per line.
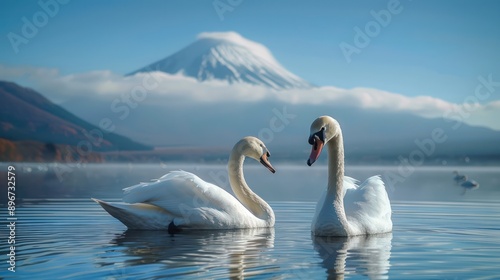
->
[1, 199, 499, 279]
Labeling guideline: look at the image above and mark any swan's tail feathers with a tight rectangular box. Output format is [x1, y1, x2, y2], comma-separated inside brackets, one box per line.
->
[91, 198, 172, 230]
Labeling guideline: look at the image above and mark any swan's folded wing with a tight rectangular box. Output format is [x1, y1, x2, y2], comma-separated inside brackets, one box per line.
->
[122, 171, 200, 204]
[343, 176, 359, 193]
[121, 171, 240, 218]
[344, 175, 392, 222]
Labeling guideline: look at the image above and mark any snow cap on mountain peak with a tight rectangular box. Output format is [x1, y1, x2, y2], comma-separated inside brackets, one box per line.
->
[196, 31, 277, 64]
[129, 31, 312, 90]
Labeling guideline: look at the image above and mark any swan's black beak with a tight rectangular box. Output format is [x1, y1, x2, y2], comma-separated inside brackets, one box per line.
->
[260, 151, 276, 173]
[307, 128, 325, 166]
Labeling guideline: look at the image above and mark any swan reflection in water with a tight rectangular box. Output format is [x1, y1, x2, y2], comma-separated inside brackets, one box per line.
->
[312, 233, 392, 279]
[95, 228, 276, 279]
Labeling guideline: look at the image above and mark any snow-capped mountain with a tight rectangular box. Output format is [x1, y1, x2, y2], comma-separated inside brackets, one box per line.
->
[128, 32, 313, 90]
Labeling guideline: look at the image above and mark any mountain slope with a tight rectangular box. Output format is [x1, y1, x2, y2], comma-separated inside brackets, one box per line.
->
[128, 32, 313, 90]
[0, 81, 150, 151]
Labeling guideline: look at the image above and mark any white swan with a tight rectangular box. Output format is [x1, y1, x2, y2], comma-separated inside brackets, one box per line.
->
[93, 136, 276, 231]
[453, 171, 467, 184]
[306, 116, 392, 236]
[461, 179, 479, 189]
[460, 179, 479, 195]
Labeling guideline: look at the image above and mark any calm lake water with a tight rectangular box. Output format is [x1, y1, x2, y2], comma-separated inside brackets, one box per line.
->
[1, 162, 500, 279]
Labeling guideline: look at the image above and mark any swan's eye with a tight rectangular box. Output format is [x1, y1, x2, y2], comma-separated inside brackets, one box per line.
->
[309, 127, 326, 145]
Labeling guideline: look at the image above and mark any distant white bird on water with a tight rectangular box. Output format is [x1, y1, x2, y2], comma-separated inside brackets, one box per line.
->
[453, 171, 467, 184]
[453, 171, 480, 195]
[460, 179, 480, 195]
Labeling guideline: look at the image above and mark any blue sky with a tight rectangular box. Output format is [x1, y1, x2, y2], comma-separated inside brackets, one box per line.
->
[1, 0, 500, 104]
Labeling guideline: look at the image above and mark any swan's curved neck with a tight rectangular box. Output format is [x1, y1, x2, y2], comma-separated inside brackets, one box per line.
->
[228, 151, 274, 225]
[325, 130, 350, 232]
[327, 133, 345, 201]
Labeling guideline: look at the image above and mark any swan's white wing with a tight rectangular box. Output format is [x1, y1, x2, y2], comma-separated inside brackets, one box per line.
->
[344, 175, 392, 234]
[121, 171, 256, 228]
[343, 176, 359, 193]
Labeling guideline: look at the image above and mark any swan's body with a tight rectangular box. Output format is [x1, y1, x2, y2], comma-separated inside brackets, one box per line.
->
[459, 179, 479, 195]
[461, 179, 479, 189]
[93, 137, 276, 230]
[307, 116, 392, 236]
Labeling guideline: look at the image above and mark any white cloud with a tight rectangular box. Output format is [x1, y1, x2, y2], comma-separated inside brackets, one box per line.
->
[1, 64, 499, 130]
[484, 100, 500, 110]
[272, 86, 460, 119]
